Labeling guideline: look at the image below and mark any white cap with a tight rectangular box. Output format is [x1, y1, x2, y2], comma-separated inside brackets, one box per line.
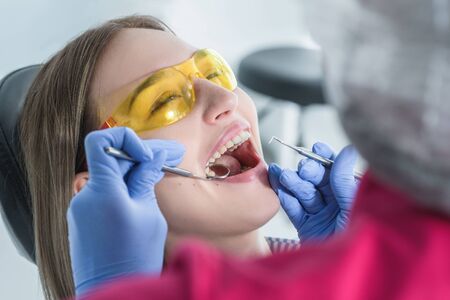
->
[303, 0, 450, 213]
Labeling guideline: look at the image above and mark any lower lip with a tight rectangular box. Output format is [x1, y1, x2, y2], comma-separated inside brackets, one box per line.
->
[221, 159, 267, 183]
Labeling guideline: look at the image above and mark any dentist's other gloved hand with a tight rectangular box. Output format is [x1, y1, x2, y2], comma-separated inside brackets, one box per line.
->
[268, 143, 358, 242]
[67, 127, 185, 296]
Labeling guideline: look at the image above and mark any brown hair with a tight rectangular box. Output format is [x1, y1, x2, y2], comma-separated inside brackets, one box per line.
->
[19, 15, 174, 300]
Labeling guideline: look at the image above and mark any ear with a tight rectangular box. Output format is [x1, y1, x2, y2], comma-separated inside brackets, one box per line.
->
[73, 172, 89, 195]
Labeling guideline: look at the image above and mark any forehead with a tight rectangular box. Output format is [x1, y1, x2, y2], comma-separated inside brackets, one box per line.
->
[91, 28, 196, 113]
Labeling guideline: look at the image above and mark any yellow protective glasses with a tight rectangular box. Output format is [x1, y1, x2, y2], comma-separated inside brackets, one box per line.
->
[101, 49, 237, 132]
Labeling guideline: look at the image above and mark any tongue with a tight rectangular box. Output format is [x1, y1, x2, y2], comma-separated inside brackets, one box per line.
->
[214, 154, 241, 176]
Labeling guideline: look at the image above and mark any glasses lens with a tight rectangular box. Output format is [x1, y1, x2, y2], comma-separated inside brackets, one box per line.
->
[105, 49, 236, 133]
[194, 49, 237, 91]
[112, 68, 195, 132]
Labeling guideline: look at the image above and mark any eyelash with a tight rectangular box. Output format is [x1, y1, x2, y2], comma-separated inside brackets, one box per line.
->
[206, 71, 221, 80]
[146, 69, 223, 117]
[149, 94, 180, 115]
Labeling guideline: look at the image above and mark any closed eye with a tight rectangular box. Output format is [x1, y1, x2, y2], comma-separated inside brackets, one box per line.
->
[148, 94, 181, 116]
[206, 71, 221, 80]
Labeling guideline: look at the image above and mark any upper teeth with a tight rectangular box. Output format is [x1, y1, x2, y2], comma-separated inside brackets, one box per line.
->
[205, 130, 251, 177]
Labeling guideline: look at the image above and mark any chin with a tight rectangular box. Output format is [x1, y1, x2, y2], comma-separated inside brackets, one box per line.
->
[224, 183, 281, 234]
[248, 187, 280, 229]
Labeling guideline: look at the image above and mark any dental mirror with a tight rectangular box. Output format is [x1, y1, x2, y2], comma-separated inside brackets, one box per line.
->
[208, 164, 231, 179]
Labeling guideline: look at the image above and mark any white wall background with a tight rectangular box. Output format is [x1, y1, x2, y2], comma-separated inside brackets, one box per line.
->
[0, 1, 352, 299]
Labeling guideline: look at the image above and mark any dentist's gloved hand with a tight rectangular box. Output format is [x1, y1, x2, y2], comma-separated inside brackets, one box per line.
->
[268, 142, 358, 242]
[67, 127, 185, 296]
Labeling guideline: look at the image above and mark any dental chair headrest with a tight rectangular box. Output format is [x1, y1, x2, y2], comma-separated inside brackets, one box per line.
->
[0, 65, 41, 263]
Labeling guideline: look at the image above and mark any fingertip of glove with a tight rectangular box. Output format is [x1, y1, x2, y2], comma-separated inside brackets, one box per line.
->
[142, 147, 154, 161]
[153, 149, 168, 161]
[312, 142, 334, 158]
[312, 141, 326, 152]
[298, 159, 321, 178]
[174, 141, 186, 153]
[345, 144, 358, 157]
[268, 164, 282, 190]
[268, 163, 282, 176]
[84, 129, 106, 150]
[336, 145, 358, 164]
[164, 140, 187, 154]
[279, 169, 298, 186]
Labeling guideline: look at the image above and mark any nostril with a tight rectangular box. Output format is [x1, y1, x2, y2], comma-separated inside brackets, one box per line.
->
[215, 110, 233, 121]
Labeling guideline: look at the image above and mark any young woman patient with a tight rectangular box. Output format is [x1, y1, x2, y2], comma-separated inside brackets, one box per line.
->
[88, 24, 280, 258]
[19, 15, 355, 299]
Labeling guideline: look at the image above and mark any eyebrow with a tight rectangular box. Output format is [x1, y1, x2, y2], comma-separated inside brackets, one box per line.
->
[127, 71, 165, 112]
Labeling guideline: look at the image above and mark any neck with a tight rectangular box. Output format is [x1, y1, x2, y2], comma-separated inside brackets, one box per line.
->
[165, 229, 271, 261]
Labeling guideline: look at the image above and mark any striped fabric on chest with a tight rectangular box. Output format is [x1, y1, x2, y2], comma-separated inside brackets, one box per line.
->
[265, 237, 301, 253]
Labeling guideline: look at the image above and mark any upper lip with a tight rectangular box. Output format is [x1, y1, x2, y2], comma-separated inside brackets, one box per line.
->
[203, 120, 252, 167]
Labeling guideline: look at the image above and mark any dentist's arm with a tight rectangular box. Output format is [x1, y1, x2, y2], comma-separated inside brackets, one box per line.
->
[67, 127, 185, 296]
[268, 143, 358, 242]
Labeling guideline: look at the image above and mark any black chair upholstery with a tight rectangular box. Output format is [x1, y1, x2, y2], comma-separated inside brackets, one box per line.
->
[237, 46, 325, 105]
[0, 65, 41, 263]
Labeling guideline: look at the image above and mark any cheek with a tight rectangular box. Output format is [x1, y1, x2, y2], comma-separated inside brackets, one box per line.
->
[154, 173, 281, 237]
[236, 91, 263, 151]
[240, 100, 258, 123]
[236, 89, 258, 122]
[137, 119, 202, 169]
[155, 180, 185, 231]
[154, 176, 209, 233]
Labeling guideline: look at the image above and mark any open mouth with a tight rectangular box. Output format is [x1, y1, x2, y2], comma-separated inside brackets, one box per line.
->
[205, 130, 260, 178]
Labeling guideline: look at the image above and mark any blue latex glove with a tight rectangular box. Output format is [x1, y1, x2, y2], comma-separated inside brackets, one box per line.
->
[268, 142, 359, 242]
[67, 127, 185, 295]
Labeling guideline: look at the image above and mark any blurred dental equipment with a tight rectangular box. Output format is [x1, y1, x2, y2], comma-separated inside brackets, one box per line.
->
[104, 146, 230, 180]
[269, 136, 363, 180]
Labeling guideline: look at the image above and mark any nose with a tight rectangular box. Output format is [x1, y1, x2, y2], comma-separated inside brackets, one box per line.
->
[194, 78, 238, 124]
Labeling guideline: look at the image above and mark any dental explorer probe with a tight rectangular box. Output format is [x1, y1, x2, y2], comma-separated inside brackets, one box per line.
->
[268, 136, 363, 180]
[104, 146, 230, 181]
